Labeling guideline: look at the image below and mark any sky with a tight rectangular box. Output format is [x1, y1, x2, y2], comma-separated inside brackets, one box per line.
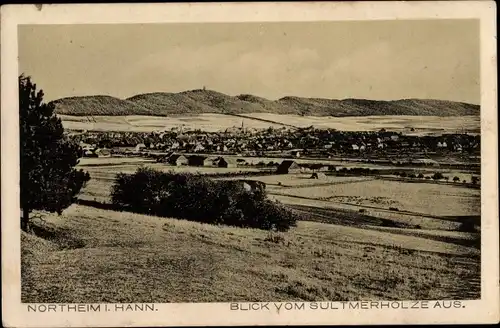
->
[18, 20, 480, 104]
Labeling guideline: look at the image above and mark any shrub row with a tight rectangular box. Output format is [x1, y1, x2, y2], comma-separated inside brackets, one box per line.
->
[111, 167, 297, 231]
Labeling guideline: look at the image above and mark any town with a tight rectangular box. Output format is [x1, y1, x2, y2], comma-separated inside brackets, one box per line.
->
[69, 124, 480, 167]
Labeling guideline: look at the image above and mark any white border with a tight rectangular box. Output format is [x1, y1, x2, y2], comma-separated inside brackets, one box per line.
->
[1, 2, 498, 327]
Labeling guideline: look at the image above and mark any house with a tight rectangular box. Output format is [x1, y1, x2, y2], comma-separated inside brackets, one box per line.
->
[135, 143, 146, 152]
[167, 154, 188, 166]
[193, 143, 205, 152]
[276, 160, 301, 174]
[94, 148, 111, 157]
[216, 144, 229, 152]
[391, 135, 400, 142]
[437, 141, 447, 148]
[170, 141, 180, 150]
[80, 142, 93, 149]
[83, 149, 98, 158]
[188, 155, 212, 167]
[216, 157, 238, 168]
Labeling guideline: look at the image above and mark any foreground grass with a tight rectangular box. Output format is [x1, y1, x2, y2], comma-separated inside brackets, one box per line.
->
[22, 205, 480, 303]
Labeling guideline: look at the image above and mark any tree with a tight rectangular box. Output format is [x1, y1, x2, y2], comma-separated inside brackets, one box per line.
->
[453, 176, 460, 182]
[432, 172, 444, 180]
[417, 173, 424, 179]
[19, 75, 90, 231]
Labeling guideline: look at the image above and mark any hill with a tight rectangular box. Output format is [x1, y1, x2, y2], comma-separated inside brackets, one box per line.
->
[51, 90, 480, 117]
[50, 95, 154, 116]
[22, 204, 479, 303]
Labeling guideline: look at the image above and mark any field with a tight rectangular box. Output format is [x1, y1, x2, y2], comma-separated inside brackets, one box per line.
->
[59, 114, 286, 132]
[22, 205, 479, 303]
[60, 114, 480, 134]
[22, 156, 481, 302]
[76, 158, 480, 222]
[243, 114, 480, 135]
[266, 178, 480, 217]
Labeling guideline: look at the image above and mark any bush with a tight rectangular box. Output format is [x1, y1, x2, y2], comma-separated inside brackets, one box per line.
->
[458, 221, 477, 232]
[111, 167, 298, 231]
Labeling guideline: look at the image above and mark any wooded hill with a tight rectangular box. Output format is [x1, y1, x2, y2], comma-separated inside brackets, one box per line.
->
[51, 89, 480, 117]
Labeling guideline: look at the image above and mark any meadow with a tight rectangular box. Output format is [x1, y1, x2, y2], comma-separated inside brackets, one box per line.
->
[267, 178, 480, 217]
[60, 114, 480, 134]
[22, 204, 479, 303]
[22, 155, 481, 303]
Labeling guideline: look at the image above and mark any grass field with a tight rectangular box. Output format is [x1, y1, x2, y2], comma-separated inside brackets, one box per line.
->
[22, 205, 480, 303]
[60, 114, 480, 134]
[267, 178, 480, 217]
[243, 114, 480, 135]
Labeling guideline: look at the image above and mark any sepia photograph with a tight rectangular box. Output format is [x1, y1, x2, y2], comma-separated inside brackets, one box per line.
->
[2, 2, 498, 327]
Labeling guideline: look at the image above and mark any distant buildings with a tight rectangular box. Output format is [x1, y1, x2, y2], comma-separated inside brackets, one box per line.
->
[94, 148, 111, 158]
[188, 155, 213, 167]
[276, 160, 301, 174]
[168, 154, 188, 166]
[82, 147, 111, 158]
[216, 157, 238, 168]
[71, 125, 480, 163]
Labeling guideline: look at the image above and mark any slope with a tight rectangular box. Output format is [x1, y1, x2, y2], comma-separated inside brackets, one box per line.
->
[52, 90, 480, 117]
[50, 95, 154, 116]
